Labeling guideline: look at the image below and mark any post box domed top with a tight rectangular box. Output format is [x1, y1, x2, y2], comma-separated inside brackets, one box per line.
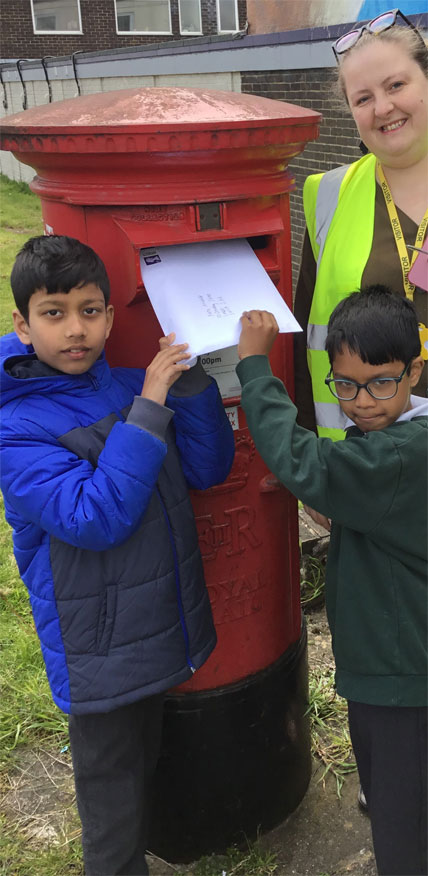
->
[0, 86, 320, 204]
[1, 87, 320, 141]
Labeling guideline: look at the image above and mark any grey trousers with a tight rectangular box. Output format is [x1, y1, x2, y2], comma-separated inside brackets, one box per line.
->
[69, 693, 164, 876]
[348, 700, 427, 876]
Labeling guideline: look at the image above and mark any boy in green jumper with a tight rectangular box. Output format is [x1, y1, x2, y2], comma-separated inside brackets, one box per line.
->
[236, 285, 427, 876]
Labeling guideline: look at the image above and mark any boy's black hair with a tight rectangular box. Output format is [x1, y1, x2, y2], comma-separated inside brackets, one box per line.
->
[325, 285, 421, 366]
[11, 235, 110, 322]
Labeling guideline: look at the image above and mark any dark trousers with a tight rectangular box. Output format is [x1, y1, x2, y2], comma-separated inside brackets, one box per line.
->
[69, 694, 164, 876]
[348, 700, 427, 876]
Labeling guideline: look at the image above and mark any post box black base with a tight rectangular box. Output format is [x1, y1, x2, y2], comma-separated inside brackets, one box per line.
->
[148, 619, 311, 863]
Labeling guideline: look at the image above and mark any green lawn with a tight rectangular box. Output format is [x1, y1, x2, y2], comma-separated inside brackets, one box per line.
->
[0, 175, 83, 875]
[0, 177, 63, 762]
[0, 175, 44, 336]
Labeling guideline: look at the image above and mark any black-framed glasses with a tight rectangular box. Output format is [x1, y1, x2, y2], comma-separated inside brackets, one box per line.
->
[325, 362, 411, 401]
[332, 8, 426, 61]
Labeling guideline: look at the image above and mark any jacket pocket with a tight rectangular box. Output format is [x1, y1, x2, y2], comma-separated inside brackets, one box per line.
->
[96, 585, 117, 655]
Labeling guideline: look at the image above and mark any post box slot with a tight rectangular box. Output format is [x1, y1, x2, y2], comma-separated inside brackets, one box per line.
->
[248, 234, 269, 249]
[107, 208, 282, 307]
[127, 235, 281, 306]
[247, 234, 280, 273]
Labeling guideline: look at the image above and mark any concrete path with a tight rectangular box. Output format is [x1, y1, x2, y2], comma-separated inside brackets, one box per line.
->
[258, 758, 376, 876]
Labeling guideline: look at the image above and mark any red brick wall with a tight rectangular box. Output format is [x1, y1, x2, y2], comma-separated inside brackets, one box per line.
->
[1, 0, 247, 59]
[241, 68, 362, 285]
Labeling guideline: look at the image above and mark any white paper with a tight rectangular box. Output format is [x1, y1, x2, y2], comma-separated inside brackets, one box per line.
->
[139, 239, 301, 359]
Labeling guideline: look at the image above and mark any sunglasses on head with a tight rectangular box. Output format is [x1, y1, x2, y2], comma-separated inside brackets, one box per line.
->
[332, 8, 426, 61]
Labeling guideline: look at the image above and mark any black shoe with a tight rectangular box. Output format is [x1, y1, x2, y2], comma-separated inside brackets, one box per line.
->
[358, 785, 369, 814]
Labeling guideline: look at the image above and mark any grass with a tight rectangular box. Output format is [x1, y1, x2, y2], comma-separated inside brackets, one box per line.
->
[300, 554, 326, 609]
[307, 668, 357, 795]
[0, 175, 81, 875]
[0, 175, 351, 875]
[0, 176, 61, 768]
[0, 817, 84, 876]
[0, 174, 43, 335]
[185, 840, 278, 875]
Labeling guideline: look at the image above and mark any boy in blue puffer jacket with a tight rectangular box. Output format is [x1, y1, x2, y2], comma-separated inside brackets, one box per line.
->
[0, 235, 235, 876]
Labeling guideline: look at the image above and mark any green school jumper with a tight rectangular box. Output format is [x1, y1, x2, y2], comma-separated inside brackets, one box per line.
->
[237, 355, 428, 708]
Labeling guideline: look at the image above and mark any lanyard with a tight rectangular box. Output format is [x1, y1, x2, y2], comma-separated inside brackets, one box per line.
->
[377, 161, 428, 301]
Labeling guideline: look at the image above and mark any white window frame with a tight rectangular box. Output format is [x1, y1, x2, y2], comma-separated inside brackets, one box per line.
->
[30, 0, 83, 34]
[114, 0, 172, 35]
[178, 0, 202, 35]
[216, 0, 239, 33]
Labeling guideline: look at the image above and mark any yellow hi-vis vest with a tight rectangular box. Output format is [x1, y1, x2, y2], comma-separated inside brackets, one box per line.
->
[303, 153, 377, 440]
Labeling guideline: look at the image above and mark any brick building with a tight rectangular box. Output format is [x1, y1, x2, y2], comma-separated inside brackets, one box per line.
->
[1, 0, 248, 60]
[1, 12, 427, 278]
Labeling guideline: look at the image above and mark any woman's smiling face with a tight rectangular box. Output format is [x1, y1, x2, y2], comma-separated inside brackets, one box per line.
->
[341, 40, 428, 168]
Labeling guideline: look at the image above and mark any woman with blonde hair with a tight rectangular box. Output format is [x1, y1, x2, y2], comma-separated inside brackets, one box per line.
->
[294, 8, 427, 442]
[293, 10, 427, 874]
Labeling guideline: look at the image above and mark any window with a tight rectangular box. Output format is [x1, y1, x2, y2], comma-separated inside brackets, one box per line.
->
[117, 12, 135, 30]
[115, 0, 172, 34]
[217, 0, 238, 33]
[36, 13, 57, 29]
[178, 0, 201, 34]
[31, 0, 82, 33]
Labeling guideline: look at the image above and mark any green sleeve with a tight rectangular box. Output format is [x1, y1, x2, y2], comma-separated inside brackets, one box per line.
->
[236, 355, 401, 533]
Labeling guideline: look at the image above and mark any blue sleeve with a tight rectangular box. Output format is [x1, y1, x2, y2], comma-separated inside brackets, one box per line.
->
[167, 379, 235, 490]
[1, 411, 168, 551]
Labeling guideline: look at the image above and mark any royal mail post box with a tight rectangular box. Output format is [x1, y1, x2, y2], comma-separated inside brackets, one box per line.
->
[1, 87, 320, 861]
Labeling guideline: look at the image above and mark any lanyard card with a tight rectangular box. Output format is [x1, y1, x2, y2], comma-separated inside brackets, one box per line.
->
[408, 238, 428, 293]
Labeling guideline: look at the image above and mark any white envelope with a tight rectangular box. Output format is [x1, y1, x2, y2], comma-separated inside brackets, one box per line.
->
[139, 238, 301, 359]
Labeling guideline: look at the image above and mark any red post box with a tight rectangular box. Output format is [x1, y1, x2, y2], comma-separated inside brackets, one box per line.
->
[1, 87, 320, 861]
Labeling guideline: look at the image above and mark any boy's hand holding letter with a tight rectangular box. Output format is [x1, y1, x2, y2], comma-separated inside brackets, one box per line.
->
[141, 332, 191, 405]
[140, 240, 301, 361]
[238, 310, 279, 360]
[238, 310, 332, 532]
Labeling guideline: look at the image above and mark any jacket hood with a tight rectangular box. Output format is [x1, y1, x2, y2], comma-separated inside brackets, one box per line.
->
[0, 331, 33, 359]
[398, 394, 428, 421]
[0, 349, 110, 408]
